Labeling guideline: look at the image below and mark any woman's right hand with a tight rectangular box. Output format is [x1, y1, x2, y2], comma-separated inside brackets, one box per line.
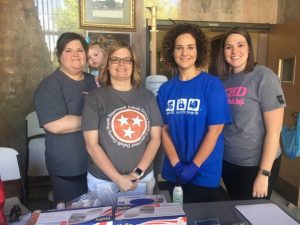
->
[115, 174, 137, 192]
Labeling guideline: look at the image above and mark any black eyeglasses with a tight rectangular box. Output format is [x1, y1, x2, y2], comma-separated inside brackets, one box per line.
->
[109, 57, 133, 64]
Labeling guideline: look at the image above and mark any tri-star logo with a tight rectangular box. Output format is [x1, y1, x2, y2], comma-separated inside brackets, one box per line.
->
[110, 108, 147, 144]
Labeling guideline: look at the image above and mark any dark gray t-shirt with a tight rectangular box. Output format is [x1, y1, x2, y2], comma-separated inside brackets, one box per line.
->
[34, 69, 97, 176]
[81, 87, 163, 181]
[223, 65, 286, 166]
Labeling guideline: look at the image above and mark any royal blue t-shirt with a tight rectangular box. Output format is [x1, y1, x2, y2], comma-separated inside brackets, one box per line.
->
[157, 72, 231, 187]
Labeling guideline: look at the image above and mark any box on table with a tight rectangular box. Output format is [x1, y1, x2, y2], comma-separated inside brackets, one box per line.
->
[117, 194, 167, 206]
[114, 203, 187, 225]
[30, 206, 113, 225]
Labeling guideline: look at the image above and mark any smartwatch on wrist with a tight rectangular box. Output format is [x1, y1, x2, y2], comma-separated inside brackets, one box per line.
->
[261, 169, 271, 177]
[133, 167, 144, 178]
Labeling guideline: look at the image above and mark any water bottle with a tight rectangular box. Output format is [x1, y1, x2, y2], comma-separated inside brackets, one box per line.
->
[172, 183, 183, 205]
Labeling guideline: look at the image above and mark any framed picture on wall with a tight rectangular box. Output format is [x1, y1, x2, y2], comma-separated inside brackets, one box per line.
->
[86, 30, 131, 48]
[278, 55, 297, 85]
[80, 0, 135, 31]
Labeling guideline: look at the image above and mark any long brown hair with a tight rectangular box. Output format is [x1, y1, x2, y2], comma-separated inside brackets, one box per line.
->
[217, 27, 256, 80]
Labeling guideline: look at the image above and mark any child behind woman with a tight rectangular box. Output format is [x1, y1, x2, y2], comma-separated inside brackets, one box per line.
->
[87, 41, 107, 87]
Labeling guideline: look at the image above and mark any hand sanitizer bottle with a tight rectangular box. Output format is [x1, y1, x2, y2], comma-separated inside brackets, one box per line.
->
[173, 182, 183, 205]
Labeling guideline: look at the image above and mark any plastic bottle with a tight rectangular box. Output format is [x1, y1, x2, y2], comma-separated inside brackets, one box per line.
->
[172, 183, 183, 205]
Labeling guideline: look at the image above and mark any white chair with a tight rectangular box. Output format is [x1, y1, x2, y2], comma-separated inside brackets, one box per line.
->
[25, 111, 53, 202]
[145, 75, 168, 96]
[0, 147, 30, 215]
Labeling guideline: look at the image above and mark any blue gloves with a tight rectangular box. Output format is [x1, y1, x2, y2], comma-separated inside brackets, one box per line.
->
[173, 161, 184, 177]
[178, 162, 199, 184]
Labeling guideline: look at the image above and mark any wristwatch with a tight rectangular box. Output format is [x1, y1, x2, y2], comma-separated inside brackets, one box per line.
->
[261, 169, 271, 177]
[133, 167, 144, 178]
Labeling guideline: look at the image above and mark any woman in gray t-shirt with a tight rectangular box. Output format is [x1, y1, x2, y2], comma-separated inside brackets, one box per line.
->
[82, 41, 162, 196]
[217, 27, 285, 200]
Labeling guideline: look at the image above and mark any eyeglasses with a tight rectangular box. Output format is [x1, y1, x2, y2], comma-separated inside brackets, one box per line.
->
[109, 57, 133, 64]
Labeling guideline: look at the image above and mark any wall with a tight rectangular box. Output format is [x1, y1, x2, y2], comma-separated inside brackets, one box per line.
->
[267, 18, 300, 206]
[0, 0, 53, 170]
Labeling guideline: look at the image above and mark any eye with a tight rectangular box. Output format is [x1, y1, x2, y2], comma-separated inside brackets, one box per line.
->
[188, 46, 194, 50]
[238, 43, 245, 48]
[224, 45, 232, 50]
[175, 46, 182, 51]
[123, 57, 133, 64]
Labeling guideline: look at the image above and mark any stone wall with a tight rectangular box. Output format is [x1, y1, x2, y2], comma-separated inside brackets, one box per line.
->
[0, 0, 53, 169]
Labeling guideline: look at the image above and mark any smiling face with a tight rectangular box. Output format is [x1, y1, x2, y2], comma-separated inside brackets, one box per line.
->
[173, 33, 197, 72]
[59, 40, 86, 76]
[224, 33, 249, 73]
[108, 47, 133, 83]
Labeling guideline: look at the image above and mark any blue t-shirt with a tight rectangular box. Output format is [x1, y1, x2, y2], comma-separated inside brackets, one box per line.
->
[157, 72, 231, 187]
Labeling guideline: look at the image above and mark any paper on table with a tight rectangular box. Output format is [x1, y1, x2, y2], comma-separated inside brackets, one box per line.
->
[235, 203, 299, 225]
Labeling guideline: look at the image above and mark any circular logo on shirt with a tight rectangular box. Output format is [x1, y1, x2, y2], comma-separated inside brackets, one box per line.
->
[110, 108, 147, 144]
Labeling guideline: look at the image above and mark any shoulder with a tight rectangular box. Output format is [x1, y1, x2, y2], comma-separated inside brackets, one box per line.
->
[136, 87, 156, 100]
[200, 72, 224, 87]
[253, 64, 280, 82]
[36, 69, 62, 90]
[84, 72, 96, 80]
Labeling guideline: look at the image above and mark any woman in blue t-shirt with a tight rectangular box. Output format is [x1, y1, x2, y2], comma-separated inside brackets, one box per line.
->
[157, 23, 231, 203]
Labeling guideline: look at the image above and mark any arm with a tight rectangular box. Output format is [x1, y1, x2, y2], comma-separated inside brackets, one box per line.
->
[43, 115, 81, 134]
[177, 124, 224, 184]
[192, 124, 224, 167]
[161, 125, 180, 167]
[252, 107, 284, 198]
[84, 130, 137, 192]
[130, 126, 161, 180]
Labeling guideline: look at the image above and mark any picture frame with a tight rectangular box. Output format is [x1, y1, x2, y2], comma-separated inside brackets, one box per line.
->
[86, 30, 131, 48]
[278, 55, 297, 85]
[80, 0, 135, 31]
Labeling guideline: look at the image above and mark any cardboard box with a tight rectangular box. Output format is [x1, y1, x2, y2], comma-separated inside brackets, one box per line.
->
[114, 203, 187, 225]
[30, 206, 113, 225]
[117, 195, 167, 206]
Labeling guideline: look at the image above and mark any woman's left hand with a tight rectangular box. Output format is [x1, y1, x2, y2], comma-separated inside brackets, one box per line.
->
[252, 174, 269, 198]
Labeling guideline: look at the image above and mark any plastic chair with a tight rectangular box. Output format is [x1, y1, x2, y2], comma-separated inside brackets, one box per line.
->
[25, 111, 53, 202]
[0, 147, 30, 214]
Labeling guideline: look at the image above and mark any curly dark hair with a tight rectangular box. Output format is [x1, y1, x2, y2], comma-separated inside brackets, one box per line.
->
[162, 23, 211, 73]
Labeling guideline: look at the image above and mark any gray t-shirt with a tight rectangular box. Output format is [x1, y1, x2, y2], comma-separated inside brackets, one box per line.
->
[34, 69, 97, 176]
[81, 87, 163, 181]
[223, 65, 286, 166]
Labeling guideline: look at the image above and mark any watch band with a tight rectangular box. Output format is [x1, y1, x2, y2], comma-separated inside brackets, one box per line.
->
[134, 167, 144, 178]
[261, 169, 271, 177]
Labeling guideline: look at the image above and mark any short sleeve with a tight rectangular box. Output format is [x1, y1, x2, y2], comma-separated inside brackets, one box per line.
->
[148, 92, 163, 127]
[207, 78, 232, 125]
[81, 93, 100, 131]
[34, 79, 67, 127]
[259, 70, 286, 112]
[156, 85, 167, 124]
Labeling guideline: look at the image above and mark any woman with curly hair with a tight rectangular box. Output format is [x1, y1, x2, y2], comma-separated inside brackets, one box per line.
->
[157, 23, 231, 203]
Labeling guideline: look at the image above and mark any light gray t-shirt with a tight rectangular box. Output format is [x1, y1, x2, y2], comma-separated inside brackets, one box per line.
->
[81, 87, 163, 180]
[223, 65, 286, 166]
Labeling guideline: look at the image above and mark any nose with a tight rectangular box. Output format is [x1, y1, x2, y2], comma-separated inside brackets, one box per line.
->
[73, 50, 79, 56]
[181, 48, 188, 56]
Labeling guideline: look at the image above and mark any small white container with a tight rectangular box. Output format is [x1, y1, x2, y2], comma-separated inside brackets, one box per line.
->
[172, 185, 183, 205]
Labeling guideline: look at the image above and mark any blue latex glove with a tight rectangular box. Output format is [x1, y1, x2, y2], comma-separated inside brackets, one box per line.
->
[179, 162, 199, 184]
[173, 161, 184, 177]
